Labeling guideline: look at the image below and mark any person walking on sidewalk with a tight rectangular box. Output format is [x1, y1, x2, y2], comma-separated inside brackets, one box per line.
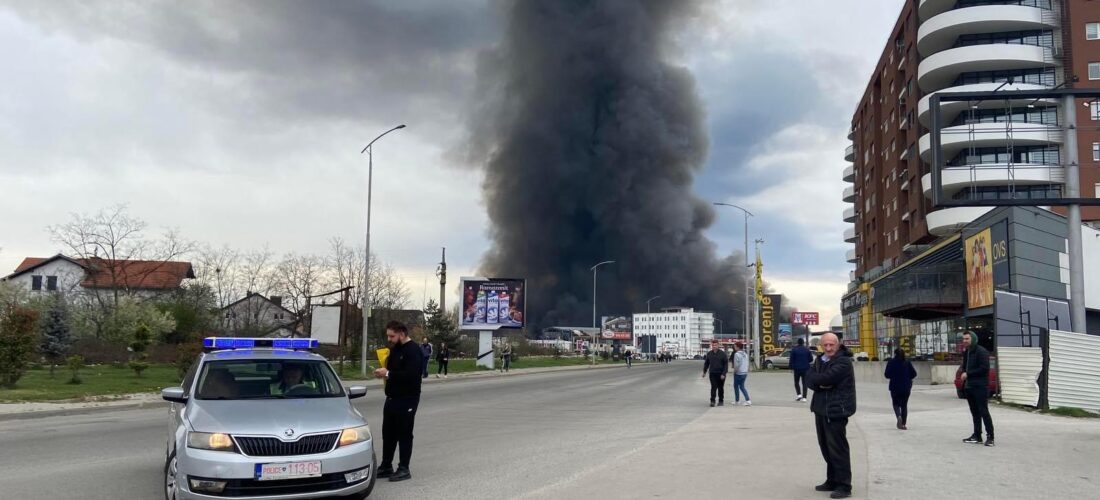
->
[436, 342, 451, 378]
[500, 342, 513, 372]
[701, 341, 728, 407]
[624, 349, 632, 368]
[373, 321, 424, 483]
[960, 330, 995, 447]
[806, 333, 856, 499]
[884, 347, 917, 430]
[419, 338, 433, 379]
[731, 343, 751, 406]
[790, 338, 813, 402]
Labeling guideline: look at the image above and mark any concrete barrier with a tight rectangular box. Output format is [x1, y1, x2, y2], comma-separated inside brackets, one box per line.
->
[851, 360, 956, 386]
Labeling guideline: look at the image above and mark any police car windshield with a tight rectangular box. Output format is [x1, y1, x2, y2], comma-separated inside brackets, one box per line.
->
[195, 359, 345, 400]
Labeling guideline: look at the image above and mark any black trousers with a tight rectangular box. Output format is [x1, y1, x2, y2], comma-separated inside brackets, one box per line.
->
[890, 389, 911, 424]
[815, 414, 852, 491]
[793, 370, 808, 398]
[708, 372, 725, 402]
[437, 360, 449, 375]
[381, 396, 420, 469]
[501, 355, 511, 372]
[421, 359, 429, 379]
[965, 386, 994, 438]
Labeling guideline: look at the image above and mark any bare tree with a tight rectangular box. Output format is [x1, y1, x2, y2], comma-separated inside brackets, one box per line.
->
[326, 237, 409, 311]
[272, 253, 326, 317]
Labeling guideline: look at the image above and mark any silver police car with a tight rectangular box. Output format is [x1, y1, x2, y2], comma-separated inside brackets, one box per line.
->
[162, 338, 375, 499]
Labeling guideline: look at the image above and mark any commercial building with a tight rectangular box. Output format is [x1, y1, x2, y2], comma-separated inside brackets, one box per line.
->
[842, 0, 1100, 361]
[632, 307, 715, 357]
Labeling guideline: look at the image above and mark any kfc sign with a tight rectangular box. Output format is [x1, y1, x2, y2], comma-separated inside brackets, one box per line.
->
[792, 312, 819, 325]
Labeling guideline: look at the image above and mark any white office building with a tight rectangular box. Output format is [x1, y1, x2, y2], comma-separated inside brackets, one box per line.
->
[632, 307, 715, 358]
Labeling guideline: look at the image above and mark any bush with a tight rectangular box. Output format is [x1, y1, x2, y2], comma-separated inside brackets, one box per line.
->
[129, 361, 150, 377]
[0, 306, 39, 388]
[176, 341, 203, 380]
[66, 355, 84, 384]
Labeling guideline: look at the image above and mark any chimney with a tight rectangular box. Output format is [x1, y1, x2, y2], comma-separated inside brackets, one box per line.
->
[271, 296, 283, 307]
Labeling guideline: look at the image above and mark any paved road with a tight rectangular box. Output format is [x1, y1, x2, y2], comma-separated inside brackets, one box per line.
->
[0, 362, 704, 500]
[3, 361, 1099, 500]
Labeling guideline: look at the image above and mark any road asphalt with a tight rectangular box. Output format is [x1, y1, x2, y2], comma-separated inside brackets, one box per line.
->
[0, 361, 1096, 499]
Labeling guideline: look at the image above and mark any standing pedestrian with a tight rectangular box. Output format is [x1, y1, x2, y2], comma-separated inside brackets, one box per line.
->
[701, 341, 728, 407]
[790, 338, 813, 402]
[624, 349, 632, 368]
[805, 333, 856, 499]
[960, 330, 994, 447]
[436, 342, 450, 378]
[419, 337, 433, 379]
[884, 348, 917, 430]
[731, 343, 752, 406]
[372, 321, 423, 482]
[500, 341, 512, 372]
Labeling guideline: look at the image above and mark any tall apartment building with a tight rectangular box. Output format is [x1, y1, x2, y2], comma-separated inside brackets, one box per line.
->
[842, 0, 1100, 359]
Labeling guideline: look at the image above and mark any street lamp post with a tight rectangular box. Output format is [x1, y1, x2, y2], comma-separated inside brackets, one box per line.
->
[359, 124, 406, 378]
[713, 203, 754, 366]
[590, 261, 615, 328]
[646, 295, 661, 314]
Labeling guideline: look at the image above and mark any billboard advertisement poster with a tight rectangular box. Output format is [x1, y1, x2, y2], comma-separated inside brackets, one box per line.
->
[965, 228, 995, 309]
[600, 316, 633, 341]
[760, 294, 782, 354]
[778, 323, 792, 342]
[310, 305, 342, 345]
[792, 312, 819, 325]
[990, 220, 1010, 290]
[460, 277, 526, 331]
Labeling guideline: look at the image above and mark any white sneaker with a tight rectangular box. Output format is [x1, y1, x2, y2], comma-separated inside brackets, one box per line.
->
[794, 395, 802, 401]
[744, 401, 752, 407]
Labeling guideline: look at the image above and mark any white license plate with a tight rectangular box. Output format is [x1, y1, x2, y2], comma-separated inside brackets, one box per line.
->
[255, 461, 322, 481]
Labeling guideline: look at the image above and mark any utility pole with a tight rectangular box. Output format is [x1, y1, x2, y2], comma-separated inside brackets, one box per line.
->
[753, 238, 765, 369]
[436, 247, 447, 314]
[1062, 94, 1087, 332]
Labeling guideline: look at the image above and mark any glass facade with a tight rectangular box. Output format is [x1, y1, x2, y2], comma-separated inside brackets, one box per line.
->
[947, 146, 1060, 166]
[949, 106, 1058, 127]
[952, 67, 1057, 87]
[951, 185, 1063, 201]
[956, 0, 1053, 9]
[955, 30, 1055, 49]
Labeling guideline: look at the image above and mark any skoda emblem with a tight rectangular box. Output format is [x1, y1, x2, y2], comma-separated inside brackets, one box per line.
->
[284, 428, 295, 438]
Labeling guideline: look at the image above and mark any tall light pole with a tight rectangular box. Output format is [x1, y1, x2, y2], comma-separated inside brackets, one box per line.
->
[646, 295, 661, 314]
[359, 124, 406, 378]
[714, 203, 754, 366]
[591, 260, 615, 330]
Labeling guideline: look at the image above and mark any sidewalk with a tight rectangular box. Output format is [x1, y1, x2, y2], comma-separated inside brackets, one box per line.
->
[0, 361, 642, 421]
[520, 371, 1100, 500]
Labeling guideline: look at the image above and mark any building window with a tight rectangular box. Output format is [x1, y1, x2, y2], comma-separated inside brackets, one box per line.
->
[1094, 142, 1100, 161]
[1088, 23, 1100, 41]
[46, 276, 58, 291]
[31, 276, 42, 291]
[1090, 63, 1100, 80]
[1095, 183, 1100, 198]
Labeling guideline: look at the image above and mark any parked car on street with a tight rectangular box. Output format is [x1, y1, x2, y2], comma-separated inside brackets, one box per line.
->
[162, 337, 375, 500]
[954, 356, 1000, 399]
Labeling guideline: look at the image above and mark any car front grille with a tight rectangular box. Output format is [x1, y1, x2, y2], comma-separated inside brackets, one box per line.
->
[234, 433, 339, 457]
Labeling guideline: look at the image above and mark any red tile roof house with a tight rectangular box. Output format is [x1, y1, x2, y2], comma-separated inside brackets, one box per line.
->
[2, 253, 195, 297]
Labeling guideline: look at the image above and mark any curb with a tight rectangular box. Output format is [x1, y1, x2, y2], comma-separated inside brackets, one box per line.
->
[0, 362, 653, 421]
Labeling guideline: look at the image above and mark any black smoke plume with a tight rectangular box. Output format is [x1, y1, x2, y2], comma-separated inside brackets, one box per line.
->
[469, 0, 749, 333]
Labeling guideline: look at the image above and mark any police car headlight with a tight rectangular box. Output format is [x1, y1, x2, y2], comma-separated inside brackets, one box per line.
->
[188, 432, 236, 451]
[338, 425, 372, 447]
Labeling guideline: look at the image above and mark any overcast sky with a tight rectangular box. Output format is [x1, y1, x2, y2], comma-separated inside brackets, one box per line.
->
[0, 0, 904, 328]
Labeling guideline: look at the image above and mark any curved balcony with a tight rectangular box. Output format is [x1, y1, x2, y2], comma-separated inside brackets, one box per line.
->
[919, 164, 1064, 199]
[848, 126, 856, 140]
[846, 248, 858, 263]
[918, 5, 1057, 57]
[843, 165, 855, 182]
[918, 121, 1062, 163]
[927, 206, 995, 236]
[917, 82, 1055, 128]
[844, 144, 855, 162]
[843, 185, 857, 202]
[919, 0, 956, 22]
[918, 44, 1054, 93]
[843, 206, 857, 223]
[844, 226, 858, 243]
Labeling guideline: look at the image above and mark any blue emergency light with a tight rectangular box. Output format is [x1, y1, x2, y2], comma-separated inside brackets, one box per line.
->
[203, 337, 319, 351]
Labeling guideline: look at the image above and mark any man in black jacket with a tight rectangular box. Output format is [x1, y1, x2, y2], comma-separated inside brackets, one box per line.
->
[805, 333, 856, 499]
[960, 330, 994, 446]
[701, 341, 728, 407]
[373, 321, 424, 482]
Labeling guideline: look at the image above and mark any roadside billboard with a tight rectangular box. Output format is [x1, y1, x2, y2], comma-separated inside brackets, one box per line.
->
[760, 294, 782, 354]
[600, 316, 633, 341]
[778, 323, 792, 343]
[310, 305, 341, 345]
[792, 312, 819, 325]
[965, 228, 995, 309]
[460, 277, 527, 331]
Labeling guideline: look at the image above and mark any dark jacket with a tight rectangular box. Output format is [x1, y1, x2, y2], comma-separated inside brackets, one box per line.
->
[790, 345, 814, 372]
[386, 340, 424, 398]
[703, 349, 729, 375]
[883, 357, 917, 393]
[960, 344, 990, 389]
[420, 342, 433, 360]
[436, 347, 450, 363]
[806, 345, 857, 419]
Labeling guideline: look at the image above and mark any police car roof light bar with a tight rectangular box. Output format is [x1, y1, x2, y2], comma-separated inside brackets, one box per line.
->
[203, 337, 318, 351]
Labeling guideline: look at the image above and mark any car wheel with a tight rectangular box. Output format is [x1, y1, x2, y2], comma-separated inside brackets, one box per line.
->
[164, 450, 180, 500]
[763, 361, 773, 370]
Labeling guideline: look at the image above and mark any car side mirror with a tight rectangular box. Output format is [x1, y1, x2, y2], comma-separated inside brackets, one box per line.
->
[162, 387, 188, 404]
[347, 386, 368, 400]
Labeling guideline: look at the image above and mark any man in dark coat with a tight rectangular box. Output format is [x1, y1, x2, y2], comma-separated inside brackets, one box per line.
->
[701, 341, 729, 407]
[790, 338, 814, 402]
[960, 330, 994, 446]
[805, 333, 856, 499]
[373, 321, 424, 482]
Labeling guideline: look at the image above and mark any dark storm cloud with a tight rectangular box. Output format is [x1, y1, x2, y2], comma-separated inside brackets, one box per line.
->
[467, 0, 751, 331]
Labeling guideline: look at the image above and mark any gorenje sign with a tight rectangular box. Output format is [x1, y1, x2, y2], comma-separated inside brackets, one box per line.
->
[760, 294, 781, 354]
[459, 277, 527, 331]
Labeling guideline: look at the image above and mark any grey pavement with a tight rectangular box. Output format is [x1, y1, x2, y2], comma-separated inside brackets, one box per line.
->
[0, 362, 1096, 499]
